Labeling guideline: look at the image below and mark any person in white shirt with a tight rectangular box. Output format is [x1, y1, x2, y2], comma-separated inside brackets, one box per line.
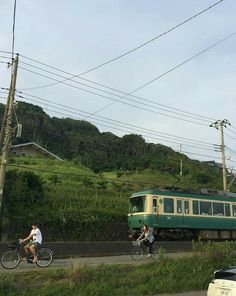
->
[21, 223, 42, 263]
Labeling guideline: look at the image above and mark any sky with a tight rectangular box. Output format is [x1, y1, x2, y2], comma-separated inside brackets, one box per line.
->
[0, 0, 236, 179]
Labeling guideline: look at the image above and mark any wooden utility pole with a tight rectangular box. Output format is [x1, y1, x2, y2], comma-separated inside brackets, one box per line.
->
[0, 54, 18, 212]
[210, 119, 231, 191]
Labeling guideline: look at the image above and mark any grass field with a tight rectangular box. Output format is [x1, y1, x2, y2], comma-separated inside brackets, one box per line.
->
[0, 242, 235, 296]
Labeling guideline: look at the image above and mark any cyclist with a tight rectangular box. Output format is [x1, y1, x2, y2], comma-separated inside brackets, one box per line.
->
[137, 224, 155, 257]
[21, 223, 42, 263]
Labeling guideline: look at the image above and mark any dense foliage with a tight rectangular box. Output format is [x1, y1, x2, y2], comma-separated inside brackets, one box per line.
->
[1, 162, 129, 241]
[1, 170, 46, 240]
[0, 102, 224, 182]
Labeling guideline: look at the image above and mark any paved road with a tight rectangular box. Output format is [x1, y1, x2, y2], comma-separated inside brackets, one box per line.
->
[0, 252, 193, 273]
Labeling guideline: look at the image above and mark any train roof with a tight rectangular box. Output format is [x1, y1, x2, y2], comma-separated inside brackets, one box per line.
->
[130, 188, 236, 202]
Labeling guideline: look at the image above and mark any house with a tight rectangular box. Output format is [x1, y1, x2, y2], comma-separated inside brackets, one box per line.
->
[10, 142, 62, 160]
[202, 161, 222, 169]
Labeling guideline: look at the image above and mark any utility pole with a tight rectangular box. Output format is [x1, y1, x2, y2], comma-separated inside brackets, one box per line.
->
[0, 54, 19, 213]
[210, 119, 231, 191]
[0, 79, 13, 149]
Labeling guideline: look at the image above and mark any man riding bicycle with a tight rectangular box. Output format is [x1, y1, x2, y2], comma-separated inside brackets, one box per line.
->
[21, 223, 42, 263]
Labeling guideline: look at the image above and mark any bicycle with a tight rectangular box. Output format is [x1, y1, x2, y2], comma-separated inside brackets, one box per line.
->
[131, 240, 158, 261]
[0, 240, 53, 269]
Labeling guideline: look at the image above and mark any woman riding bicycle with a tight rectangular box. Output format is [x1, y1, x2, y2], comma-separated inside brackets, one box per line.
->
[21, 222, 42, 263]
[137, 224, 155, 257]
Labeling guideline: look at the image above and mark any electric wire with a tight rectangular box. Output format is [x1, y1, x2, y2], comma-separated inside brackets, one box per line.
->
[182, 149, 236, 164]
[14, 96, 216, 151]
[16, 29, 236, 125]
[17, 66, 211, 127]
[17, 0, 224, 90]
[8, 89, 217, 147]
[225, 132, 236, 142]
[18, 56, 217, 123]
[18, 61, 213, 123]
[0, 50, 12, 54]
[18, 29, 236, 122]
[227, 128, 236, 136]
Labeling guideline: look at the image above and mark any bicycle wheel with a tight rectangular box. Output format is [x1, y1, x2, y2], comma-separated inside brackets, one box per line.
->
[36, 248, 53, 267]
[131, 246, 143, 261]
[0, 250, 20, 269]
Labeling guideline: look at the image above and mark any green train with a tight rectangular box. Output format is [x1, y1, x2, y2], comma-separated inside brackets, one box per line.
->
[128, 189, 236, 240]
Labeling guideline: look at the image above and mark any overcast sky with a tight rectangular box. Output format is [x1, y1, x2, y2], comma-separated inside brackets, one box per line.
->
[0, 0, 236, 175]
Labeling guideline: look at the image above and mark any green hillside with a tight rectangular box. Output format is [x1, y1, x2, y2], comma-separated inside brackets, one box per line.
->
[0, 101, 234, 241]
[0, 101, 223, 178]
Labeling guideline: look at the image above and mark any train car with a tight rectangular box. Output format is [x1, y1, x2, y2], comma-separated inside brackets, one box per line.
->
[128, 189, 236, 240]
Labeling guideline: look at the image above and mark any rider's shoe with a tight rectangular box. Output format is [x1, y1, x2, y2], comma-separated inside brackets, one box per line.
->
[146, 254, 151, 258]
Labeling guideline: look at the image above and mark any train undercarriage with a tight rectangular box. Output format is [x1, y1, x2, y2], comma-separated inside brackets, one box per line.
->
[156, 229, 236, 240]
[130, 228, 236, 240]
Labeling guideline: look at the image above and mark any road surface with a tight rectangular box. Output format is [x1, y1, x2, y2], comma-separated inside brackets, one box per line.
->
[0, 252, 193, 273]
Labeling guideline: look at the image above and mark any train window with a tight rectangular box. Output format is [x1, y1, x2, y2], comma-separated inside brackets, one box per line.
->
[233, 205, 236, 217]
[225, 203, 231, 217]
[177, 200, 182, 213]
[164, 198, 174, 213]
[129, 196, 146, 213]
[213, 203, 224, 216]
[200, 201, 212, 215]
[184, 201, 189, 214]
[193, 201, 199, 215]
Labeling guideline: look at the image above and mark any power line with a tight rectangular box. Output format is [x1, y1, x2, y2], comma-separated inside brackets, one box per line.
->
[17, 0, 224, 90]
[18, 61, 214, 124]
[225, 132, 236, 142]
[14, 95, 216, 151]
[0, 51, 12, 54]
[17, 66, 211, 127]
[17, 28, 236, 122]
[227, 128, 236, 136]
[16, 29, 236, 124]
[18, 59, 216, 122]
[11, 89, 216, 147]
[182, 150, 236, 164]
[87, 31, 236, 119]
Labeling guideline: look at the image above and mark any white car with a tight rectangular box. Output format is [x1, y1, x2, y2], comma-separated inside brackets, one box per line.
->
[208, 267, 236, 296]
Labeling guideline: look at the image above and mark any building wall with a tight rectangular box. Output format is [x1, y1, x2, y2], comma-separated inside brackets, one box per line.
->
[11, 146, 47, 158]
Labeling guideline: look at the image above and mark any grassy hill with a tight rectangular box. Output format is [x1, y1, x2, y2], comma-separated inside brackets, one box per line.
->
[1, 155, 234, 242]
[0, 101, 235, 241]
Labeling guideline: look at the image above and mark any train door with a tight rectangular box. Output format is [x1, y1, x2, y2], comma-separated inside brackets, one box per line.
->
[176, 199, 183, 226]
[152, 197, 158, 226]
[183, 200, 190, 225]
